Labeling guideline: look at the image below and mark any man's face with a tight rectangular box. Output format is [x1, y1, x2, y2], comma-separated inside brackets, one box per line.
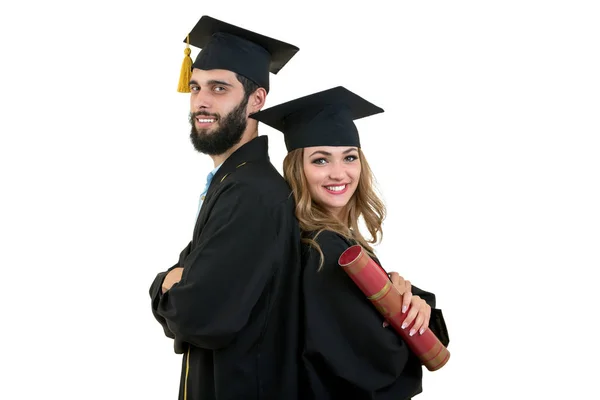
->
[188, 69, 249, 155]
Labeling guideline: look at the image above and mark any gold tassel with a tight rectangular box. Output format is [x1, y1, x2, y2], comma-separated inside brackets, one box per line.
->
[177, 35, 193, 93]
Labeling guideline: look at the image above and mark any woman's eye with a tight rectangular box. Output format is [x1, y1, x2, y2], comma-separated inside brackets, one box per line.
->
[312, 158, 327, 165]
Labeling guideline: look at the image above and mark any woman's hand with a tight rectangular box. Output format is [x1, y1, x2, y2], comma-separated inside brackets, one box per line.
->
[400, 295, 431, 336]
[383, 272, 431, 335]
[388, 272, 412, 313]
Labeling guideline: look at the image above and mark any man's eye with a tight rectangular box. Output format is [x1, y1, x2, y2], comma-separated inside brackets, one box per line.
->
[214, 86, 226, 92]
[190, 85, 200, 93]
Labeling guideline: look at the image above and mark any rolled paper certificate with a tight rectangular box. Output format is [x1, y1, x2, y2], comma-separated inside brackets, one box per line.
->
[338, 245, 450, 371]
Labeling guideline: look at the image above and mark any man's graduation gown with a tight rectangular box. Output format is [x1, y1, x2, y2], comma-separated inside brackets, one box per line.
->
[150, 136, 302, 400]
[300, 230, 450, 400]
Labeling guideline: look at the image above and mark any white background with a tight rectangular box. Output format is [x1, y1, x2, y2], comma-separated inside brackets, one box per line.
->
[1, 1, 599, 399]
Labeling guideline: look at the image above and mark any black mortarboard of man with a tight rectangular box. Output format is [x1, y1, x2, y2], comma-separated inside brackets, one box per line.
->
[178, 15, 299, 93]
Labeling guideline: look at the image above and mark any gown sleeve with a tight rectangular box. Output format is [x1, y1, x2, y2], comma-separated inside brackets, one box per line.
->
[154, 182, 287, 350]
[411, 285, 450, 347]
[149, 242, 192, 339]
[371, 253, 450, 348]
[302, 231, 422, 393]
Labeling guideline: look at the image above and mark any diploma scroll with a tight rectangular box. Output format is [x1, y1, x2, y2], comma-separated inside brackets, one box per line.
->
[338, 245, 450, 371]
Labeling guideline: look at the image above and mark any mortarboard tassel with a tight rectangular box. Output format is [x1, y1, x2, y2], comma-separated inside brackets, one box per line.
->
[177, 35, 193, 93]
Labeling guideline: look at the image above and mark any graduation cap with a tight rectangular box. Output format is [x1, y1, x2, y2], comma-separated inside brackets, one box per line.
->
[177, 15, 299, 93]
[250, 86, 384, 152]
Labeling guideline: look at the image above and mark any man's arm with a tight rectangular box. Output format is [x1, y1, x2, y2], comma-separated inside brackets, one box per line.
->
[149, 242, 192, 339]
[155, 183, 282, 350]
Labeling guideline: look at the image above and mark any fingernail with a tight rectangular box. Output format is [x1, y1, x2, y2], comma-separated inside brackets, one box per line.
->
[402, 305, 407, 313]
[401, 323, 407, 329]
[409, 329, 416, 336]
[419, 328, 425, 335]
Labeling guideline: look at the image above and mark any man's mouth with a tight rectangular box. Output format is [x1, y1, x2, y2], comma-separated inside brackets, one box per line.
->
[196, 116, 217, 123]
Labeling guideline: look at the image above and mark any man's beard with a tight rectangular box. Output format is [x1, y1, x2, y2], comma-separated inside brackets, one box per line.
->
[189, 97, 249, 156]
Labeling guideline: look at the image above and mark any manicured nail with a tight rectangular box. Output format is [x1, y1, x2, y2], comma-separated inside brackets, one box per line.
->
[419, 328, 425, 335]
[409, 329, 416, 336]
[401, 323, 407, 329]
[402, 305, 408, 313]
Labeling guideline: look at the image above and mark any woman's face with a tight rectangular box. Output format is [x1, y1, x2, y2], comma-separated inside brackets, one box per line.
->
[302, 146, 361, 218]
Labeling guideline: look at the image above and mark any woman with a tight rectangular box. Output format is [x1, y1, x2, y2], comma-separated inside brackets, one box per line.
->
[252, 86, 449, 399]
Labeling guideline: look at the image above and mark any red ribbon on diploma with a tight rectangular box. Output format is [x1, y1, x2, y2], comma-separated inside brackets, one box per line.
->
[338, 245, 450, 371]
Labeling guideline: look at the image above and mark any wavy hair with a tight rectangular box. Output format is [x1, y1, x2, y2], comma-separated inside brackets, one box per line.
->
[283, 148, 386, 268]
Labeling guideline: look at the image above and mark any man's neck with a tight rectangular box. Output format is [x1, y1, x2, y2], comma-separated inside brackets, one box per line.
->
[210, 128, 259, 168]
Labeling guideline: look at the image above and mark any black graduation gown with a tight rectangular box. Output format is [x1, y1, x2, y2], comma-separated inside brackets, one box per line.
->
[150, 136, 303, 400]
[300, 230, 450, 400]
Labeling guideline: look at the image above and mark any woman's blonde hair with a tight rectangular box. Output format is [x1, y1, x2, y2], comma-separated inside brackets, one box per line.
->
[283, 147, 386, 268]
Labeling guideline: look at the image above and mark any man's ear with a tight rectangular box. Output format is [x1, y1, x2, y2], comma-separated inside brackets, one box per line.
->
[247, 87, 267, 115]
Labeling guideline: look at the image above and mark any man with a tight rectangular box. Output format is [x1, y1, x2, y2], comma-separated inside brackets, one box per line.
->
[149, 16, 302, 400]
